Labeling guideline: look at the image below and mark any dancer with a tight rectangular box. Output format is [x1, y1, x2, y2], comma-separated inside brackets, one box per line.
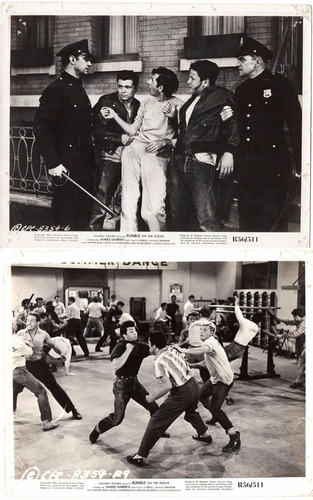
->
[177, 321, 241, 452]
[12, 334, 58, 431]
[89, 321, 170, 444]
[14, 312, 82, 420]
[127, 331, 212, 467]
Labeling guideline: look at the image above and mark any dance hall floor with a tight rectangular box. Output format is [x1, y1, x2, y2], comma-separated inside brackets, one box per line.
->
[10, 341, 305, 480]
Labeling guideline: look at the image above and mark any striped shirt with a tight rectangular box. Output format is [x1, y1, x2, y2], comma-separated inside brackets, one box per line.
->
[283, 317, 305, 344]
[203, 337, 234, 386]
[154, 346, 193, 387]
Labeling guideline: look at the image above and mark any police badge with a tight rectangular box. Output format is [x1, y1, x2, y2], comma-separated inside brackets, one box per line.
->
[263, 89, 272, 98]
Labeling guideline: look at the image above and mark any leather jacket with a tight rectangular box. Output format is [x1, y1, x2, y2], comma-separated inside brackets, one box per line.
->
[175, 85, 239, 157]
[92, 91, 140, 164]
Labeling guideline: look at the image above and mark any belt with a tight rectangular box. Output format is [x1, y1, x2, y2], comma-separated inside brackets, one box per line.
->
[116, 376, 136, 380]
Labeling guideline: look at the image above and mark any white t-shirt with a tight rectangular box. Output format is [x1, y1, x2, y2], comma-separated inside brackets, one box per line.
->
[12, 335, 33, 370]
[183, 300, 194, 318]
[203, 336, 234, 385]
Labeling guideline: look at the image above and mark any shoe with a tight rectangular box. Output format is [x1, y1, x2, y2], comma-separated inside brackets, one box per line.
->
[226, 397, 235, 405]
[89, 427, 99, 444]
[192, 434, 212, 444]
[222, 431, 241, 452]
[289, 383, 304, 389]
[84, 353, 89, 357]
[126, 455, 147, 467]
[205, 418, 217, 425]
[42, 420, 59, 431]
[161, 432, 170, 438]
[95, 348, 103, 352]
[72, 409, 82, 420]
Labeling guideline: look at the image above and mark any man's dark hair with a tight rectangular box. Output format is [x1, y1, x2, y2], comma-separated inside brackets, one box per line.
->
[291, 308, 305, 318]
[35, 297, 43, 302]
[171, 295, 176, 300]
[149, 331, 167, 350]
[189, 60, 220, 85]
[120, 320, 137, 337]
[54, 295, 60, 300]
[116, 70, 139, 88]
[21, 299, 30, 308]
[117, 301, 125, 307]
[39, 312, 47, 319]
[27, 311, 40, 322]
[161, 302, 167, 308]
[92, 296, 99, 302]
[152, 67, 179, 96]
[189, 295, 195, 300]
[200, 307, 212, 318]
[187, 312, 200, 320]
[68, 297, 75, 304]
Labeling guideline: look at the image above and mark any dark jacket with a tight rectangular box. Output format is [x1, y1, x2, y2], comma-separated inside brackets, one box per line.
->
[92, 91, 140, 164]
[235, 69, 302, 188]
[33, 71, 94, 181]
[175, 86, 239, 157]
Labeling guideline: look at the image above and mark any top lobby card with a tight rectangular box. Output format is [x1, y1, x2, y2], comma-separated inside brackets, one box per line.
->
[0, 2, 311, 249]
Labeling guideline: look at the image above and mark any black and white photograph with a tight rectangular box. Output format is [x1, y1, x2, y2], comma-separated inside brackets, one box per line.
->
[3, 256, 311, 498]
[1, 2, 311, 248]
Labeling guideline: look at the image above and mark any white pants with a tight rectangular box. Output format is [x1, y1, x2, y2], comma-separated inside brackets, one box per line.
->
[121, 141, 169, 232]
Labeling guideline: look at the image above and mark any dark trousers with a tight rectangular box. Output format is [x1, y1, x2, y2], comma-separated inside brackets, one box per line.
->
[238, 186, 288, 232]
[200, 379, 233, 432]
[96, 322, 117, 353]
[67, 318, 89, 355]
[98, 376, 158, 433]
[138, 377, 207, 458]
[13, 358, 75, 413]
[13, 366, 52, 421]
[90, 159, 121, 230]
[167, 154, 222, 232]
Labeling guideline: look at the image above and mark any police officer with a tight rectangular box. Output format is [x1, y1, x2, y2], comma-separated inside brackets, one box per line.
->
[230, 36, 302, 232]
[33, 39, 95, 231]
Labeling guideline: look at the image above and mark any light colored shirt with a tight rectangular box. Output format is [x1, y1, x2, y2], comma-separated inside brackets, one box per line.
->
[12, 335, 33, 370]
[154, 346, 193, 387]
[155, 307, 169, 322]
[183, 300, 194, 318]
[118, 312, 135, 324]
[203, 337, 234, 385]
[17, 327, 54, 361]
[185, 94, 217, 165]
[53, 301, 66, 318]
[66, 302, 81, 320]
[87, 302, 107, 319]
[233, 304, 259, 346]
[128, 95, 177, 144]
[283, 317, 305, 342]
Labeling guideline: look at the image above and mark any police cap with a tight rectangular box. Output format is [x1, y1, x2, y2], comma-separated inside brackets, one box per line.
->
[236, 36, 273, 61]
[56, 39, 92, 59]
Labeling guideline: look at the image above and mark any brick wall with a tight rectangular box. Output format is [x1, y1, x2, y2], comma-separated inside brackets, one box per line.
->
[10, 15, 282, 119]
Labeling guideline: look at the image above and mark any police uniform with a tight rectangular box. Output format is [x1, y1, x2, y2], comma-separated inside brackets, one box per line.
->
[33, 39, 95, 231]
[235, 37, 302, 232]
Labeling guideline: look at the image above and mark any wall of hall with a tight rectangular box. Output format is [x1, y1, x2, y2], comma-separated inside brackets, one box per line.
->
[107, 270, 161, 319]
[11, 266, 64, 314]
[11, 261, 301, 322]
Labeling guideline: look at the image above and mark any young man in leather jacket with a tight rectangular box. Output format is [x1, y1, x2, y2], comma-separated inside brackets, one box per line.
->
[90, 71, 140, 230]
